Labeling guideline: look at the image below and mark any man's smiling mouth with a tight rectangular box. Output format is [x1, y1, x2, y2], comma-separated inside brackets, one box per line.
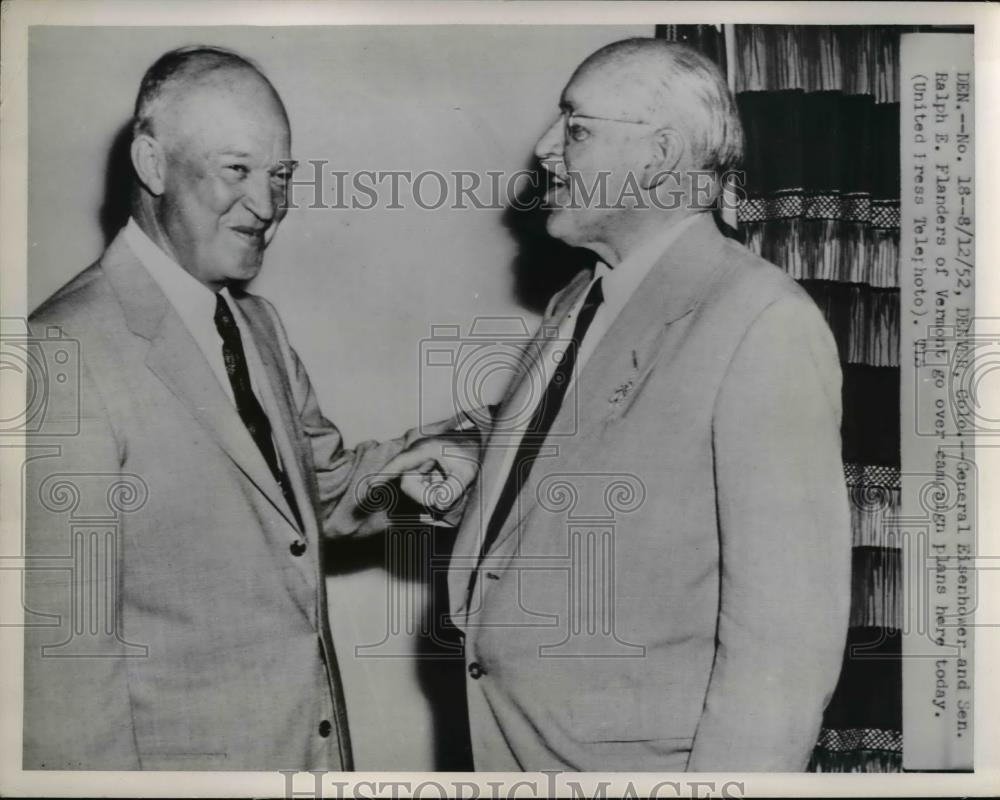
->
[231, 225, 266, 244]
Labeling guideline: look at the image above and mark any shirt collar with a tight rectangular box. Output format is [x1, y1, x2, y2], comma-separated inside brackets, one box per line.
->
[122, 216, 231, 327]
[594, 213, 702, 313]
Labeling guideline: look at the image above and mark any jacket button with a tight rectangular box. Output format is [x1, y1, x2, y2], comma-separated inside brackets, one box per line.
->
[318, 719, 332, 737]
[468, 661, 487, 679]
[290, 540, 307, 557]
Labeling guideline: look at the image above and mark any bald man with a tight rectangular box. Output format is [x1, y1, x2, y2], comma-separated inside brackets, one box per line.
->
[441, 39, 851, 771]
[22, 46, 468, 771]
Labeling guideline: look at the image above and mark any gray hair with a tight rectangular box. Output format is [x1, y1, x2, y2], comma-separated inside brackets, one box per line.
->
[582, 38, 744, 176]
[132, 45, 282, 138]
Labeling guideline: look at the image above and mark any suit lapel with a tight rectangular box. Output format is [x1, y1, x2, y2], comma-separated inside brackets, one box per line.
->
[476, 274, 591, 533]
[448, 271, 593, 619]
[100, 232, 300, 531]
[463, 214, 731, 588]
[235, 296, 319, 539]
[575, 216, 729, 426]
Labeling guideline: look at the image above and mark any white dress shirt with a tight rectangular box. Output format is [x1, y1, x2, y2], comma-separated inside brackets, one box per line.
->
[122, 217, 263, 408]
[482, 213, 702, 524]
[122, 219, 286, 475]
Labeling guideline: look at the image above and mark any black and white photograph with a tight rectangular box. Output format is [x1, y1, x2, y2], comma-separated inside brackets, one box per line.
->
[0, 1, 995, 797]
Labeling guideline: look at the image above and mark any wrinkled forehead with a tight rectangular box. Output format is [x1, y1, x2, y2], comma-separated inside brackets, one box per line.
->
[157, 69, 291, 157]
[560, 56, 663, 121]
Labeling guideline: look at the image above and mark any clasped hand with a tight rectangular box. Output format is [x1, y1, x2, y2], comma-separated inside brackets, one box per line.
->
[379, 433, 481, 514]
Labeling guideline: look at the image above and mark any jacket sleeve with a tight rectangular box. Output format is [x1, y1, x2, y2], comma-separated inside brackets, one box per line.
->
[23, 332, 141, 769]
[265, 301, 478, 536]
[687, 295, 851, 771]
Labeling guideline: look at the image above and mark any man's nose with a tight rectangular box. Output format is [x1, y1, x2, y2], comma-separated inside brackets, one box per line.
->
[242, 172, 277, 222]
[534, 116, 564, 161]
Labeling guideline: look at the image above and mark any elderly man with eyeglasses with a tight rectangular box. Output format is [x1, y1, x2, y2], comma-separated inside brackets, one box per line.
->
[434, 37, 851, 772]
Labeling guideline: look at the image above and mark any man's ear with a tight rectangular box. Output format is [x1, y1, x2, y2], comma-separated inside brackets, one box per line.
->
[130, 134, 167, 196]
[641, 127, 685, 190]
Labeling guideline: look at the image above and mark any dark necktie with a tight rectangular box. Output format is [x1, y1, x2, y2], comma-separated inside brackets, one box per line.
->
[214, 293, 303, 531]
[468, 277, 604, 598]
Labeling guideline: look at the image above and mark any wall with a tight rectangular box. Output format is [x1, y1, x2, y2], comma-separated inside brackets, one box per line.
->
[28, 24, 650, 768]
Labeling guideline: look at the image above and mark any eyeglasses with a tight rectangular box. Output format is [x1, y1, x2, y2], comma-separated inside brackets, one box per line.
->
[561, 110, 656, 144]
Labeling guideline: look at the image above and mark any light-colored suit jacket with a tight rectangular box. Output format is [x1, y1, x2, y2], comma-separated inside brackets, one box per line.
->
[23, 231, 417, 770]
[448, 213, 851, 771]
